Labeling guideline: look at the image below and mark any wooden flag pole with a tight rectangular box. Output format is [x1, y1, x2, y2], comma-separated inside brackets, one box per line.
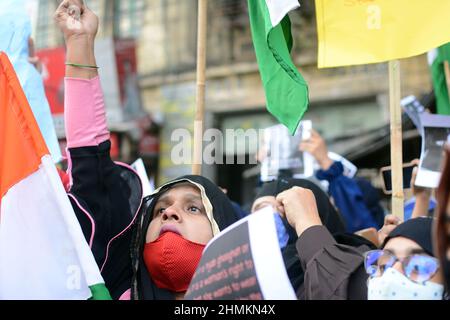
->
[192, 0, 208, 175]
[388, 60, 404, 220]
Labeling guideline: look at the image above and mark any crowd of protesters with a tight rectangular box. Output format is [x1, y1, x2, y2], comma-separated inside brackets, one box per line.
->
[4, 0, 449, 300]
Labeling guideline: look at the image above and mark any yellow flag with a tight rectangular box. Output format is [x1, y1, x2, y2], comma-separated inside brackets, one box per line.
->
[316, 0, 450, 68]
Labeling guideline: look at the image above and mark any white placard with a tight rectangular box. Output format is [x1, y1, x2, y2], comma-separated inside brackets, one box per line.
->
[260, 121, 314, 182]
[415, 114, 450, 188]
[185, 207, 296, 300]
[131, 158, 154, 197]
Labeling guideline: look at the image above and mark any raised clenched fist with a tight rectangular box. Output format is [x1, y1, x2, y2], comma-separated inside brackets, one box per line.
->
[54, 0, 98, 41]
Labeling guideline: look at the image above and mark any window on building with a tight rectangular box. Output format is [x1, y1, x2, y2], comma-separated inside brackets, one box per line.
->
[208, 0, 253, 64]
[113, 0, 146, 38]
[306, 99, 387, 141]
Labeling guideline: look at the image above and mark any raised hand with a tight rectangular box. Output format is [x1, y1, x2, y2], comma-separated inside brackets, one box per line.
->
[54, 0, 98, 41]
[54, 0, 98, 78]
[377, 214, 401, 245]
[276, 186, 323, 237]
[299, 129, 333, 170]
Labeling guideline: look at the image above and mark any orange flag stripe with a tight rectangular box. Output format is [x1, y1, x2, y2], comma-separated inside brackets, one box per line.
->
[0, 52, 49, 199]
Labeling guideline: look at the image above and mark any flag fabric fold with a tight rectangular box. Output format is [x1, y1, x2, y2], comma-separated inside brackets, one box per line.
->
[428, 43, 450, 115]
[248, 0, 309, 135]
[0, 52, 110, 300]
[316, 0, 450, 68]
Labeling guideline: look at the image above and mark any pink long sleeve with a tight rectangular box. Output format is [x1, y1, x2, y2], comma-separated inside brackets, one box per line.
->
[64, 76, 110, 148]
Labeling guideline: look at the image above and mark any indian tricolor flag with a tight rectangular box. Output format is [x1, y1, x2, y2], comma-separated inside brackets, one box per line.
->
[0, 52, 111, 300]
[248, 0, 309, 135]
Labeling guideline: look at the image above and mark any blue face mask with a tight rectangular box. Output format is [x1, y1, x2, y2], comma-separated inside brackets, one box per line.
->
[273, 213, 289, 249]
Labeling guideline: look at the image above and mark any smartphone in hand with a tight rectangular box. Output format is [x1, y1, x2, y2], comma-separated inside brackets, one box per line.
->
[380, 163, 415, 195]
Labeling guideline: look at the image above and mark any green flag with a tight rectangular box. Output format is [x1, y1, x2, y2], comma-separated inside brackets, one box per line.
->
[248, 0, 309, 135]
[428, 42, 450, 115]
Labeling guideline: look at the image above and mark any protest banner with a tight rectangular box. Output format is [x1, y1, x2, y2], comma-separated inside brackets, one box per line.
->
[185, 207, 296, 300]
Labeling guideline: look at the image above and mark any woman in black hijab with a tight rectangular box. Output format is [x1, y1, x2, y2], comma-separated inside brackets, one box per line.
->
[130, 175, 240, 300]
[252, 178, 376, 299]
[253, 178, 346, 234]
[366, 217, 445, 300]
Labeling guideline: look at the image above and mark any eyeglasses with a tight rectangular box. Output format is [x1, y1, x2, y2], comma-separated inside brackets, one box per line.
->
[364, 250, 440, 283]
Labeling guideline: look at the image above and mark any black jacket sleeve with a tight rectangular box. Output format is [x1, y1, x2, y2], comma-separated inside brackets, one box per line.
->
[68, 140, 139, 299]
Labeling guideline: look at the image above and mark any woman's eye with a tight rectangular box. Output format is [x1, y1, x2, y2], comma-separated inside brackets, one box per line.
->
[378, 264, 387, 273]
[411, 264, 420, 273]
[188, 206, 200, 213]
[155, 208, 165, 215]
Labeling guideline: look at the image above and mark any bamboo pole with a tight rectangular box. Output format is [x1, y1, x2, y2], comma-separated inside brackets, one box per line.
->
[389, 60, 404, 220]
[192, 0, 208, 175]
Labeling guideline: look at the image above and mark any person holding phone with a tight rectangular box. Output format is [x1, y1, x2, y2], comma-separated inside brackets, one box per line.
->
[300, 129, 381, 232]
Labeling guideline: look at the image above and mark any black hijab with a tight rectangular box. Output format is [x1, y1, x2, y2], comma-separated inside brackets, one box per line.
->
[382, 217, 434, 255]
[254, 178, 375, 291]
[130, 175, 239, 300]
[255, 178, 347, 235]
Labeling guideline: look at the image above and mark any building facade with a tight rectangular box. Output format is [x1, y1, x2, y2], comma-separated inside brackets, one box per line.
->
[35, 0, 432, 205]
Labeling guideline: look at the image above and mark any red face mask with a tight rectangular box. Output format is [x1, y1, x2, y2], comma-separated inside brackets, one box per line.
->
[143, 231, 205, 293]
